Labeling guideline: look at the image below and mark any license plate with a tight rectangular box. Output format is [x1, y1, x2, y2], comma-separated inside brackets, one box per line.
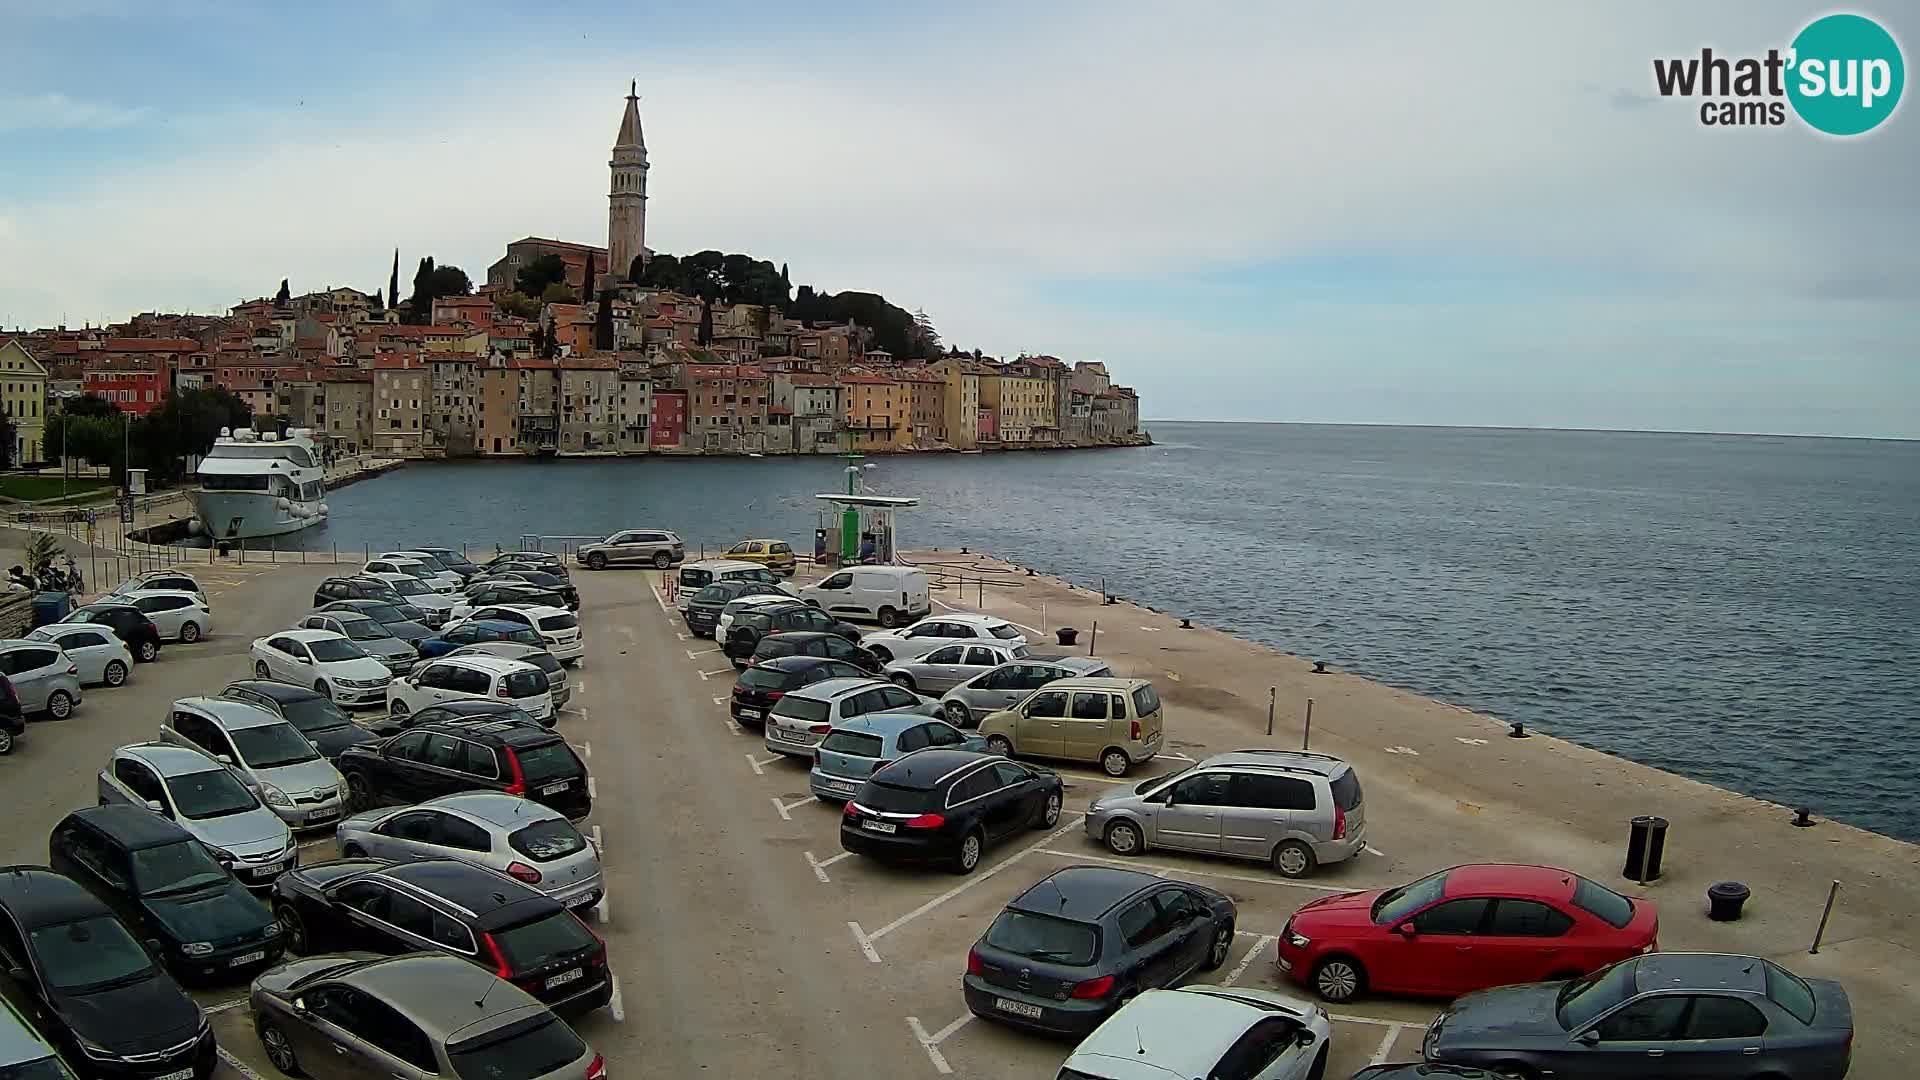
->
[737, 707, 761, 718]
[248, 862, 285, 879]
[231, 950, 266, 966]
[306, 809, 337, 823]
[156, 1070, 193, 1080]
[828, 779, 857, 793]
[994, 998, 1044, 1019]
[860, 820, 896, 834]
[545, 968, 583, 990]
[769, 727, 795, 741]
[541, 781, 569, 795]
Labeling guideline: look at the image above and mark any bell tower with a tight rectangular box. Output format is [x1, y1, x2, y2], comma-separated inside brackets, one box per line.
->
[608, 81, 649, 284]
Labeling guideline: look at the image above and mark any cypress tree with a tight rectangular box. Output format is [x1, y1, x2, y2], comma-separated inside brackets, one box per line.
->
[583, 254, 597, 301]
[389, 249, 400, 312]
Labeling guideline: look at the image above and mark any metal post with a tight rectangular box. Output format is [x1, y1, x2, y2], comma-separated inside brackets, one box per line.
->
[1041, 601, 1047, 635]
[271, 533, 277, 563]
[1809, 880, 1841, 954]
[1266, 687, 1276, 736]
[1087, 620, 1097, 657]
[977, 575, 984, 609]
[1303, 697, 1313, 750]
[1636, 829, 1655, 886]
[332, 543, 338, 565]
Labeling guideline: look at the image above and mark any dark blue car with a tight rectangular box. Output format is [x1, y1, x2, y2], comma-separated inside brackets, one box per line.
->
[413, 619, 543, 659]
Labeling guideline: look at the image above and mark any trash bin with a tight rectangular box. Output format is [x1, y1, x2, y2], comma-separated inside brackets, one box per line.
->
[1056, 627, 1079, 647]
[31, 591, 70, 628]
[1623, 815, 1669, 881]
[1707, 881, 1750, 921]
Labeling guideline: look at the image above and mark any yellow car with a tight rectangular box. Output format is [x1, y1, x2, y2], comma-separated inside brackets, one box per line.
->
[724, 538, 797, 577]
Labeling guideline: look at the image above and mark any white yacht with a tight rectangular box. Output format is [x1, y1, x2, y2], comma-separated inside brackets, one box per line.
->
[189, 427, 329, 540]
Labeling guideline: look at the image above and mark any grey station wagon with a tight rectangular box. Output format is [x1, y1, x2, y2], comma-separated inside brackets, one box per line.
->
[937, 656, 1113, 728]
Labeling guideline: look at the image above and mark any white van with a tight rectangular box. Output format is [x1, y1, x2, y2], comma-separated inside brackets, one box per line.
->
[676, 559, 790, 612]
[799, 565, 932, 628]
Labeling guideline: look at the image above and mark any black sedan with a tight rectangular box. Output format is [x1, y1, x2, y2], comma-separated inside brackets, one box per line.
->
[683, 580, 788, 638]
[963, 866, 1238, 1037]
[1425, 953, 1854, 1080]
[729, 655, 872, 726]
[469, 568, 577, 608]
[0, 867, 216, 1080]
[60, 602, 164, 663]
[841, 749, 1062, 874]
[48, 807, 281, 983]
[218, 681, 379, 760]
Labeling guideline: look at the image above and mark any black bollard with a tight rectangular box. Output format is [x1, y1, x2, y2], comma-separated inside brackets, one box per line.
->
[1508, 720, 1529, 738]
[1312, 661, 1329, 674]
[1792, 807, 1815, 828]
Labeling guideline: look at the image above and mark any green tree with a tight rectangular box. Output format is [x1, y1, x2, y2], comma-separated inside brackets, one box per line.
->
[129, 387, 254, 485]
[0, 411, 15, 469]
[405, 258, 472, 321]
[495, 291, 542, 318]
[515, 254, 568, 298]
[539, 283, 576, 305]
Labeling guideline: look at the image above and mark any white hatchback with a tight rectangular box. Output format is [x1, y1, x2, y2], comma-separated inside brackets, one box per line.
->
[447, 604, 582, 663]
[860, 613, 1028, 663]
[385, 654, 555, 723]
[365, 557, 459, 595]
[107, 588, 215, 643]
[249, 629, 394, 707]
[26, 623, 134, 687]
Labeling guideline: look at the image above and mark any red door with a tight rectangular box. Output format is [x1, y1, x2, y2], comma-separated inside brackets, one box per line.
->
[1393, 897, 1493, 994]
[1476, 897, 1580, 985]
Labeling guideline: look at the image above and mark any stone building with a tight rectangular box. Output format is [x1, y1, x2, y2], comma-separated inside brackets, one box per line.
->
[559, 356, 621, 453]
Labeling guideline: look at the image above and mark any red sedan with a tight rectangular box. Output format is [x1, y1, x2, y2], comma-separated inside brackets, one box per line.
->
[1275, 863, 1657, 1002]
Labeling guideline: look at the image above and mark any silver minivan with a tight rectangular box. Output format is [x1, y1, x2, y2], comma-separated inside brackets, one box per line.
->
[1084, 749, 1367, 878]
[936, 656, 1113, 727]
[159, 696, 347, 832]
[97, 741, 297, 889]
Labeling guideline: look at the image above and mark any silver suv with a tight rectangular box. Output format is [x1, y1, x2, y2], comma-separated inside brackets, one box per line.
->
[575, 528, 684, 570]
[1084, 749, 1366, 878]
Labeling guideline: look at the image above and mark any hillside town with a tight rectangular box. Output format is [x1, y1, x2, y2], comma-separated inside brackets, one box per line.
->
[0, 85, 1146, 463]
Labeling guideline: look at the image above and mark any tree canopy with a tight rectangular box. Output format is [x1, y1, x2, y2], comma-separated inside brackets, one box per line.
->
[406, 256, 472, 321]
[46, 387, 252, 486]
[515, 254, 569, 299]
[638, 251, 789, 308]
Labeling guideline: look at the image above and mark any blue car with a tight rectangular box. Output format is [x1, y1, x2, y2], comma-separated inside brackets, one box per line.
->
[413, 619, 543, 659]
[809, 711, 987, 800]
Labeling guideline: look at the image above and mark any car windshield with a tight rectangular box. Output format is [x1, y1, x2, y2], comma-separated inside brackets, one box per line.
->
[1556, 959, 1640, 1031]
[694, 585, 734, 603]
[337, 618, 393, 641]
[771, 696, 830, 723]
[28, 917, 155, 992]
[492, 911, 595, 969]
[513, 742, 581, 784]
[984, 909, 1099, 965]
[279, 696, 354, 734]
[229, 723, 320, 768]
[132, 840, 230, 896]
[1138, 764, 1194, 795]
[407, 554, 450, 570]
[171, 768, 259, 818]
[537, 613, 577, 632]
[308, 638, 369, 662]
[448, 1017, 584, 1080]
[821, 731, 885, 757]
[1371, 869, 1449, 925]
[0, 1055, 76, 1080]
[353, 602, 406, 622]
[389, 578, 433, 596]
[509, 820, 587, 862]
[739, 666, 800, 691]
[1571, 876, 1635, 929]
[988, 623, 1022, 640]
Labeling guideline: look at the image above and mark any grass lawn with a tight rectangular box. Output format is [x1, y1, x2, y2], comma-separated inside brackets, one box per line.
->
[0, 474, 116, 501]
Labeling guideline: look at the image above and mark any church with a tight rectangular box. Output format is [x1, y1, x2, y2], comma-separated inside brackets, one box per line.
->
[485, 83, 651, 294]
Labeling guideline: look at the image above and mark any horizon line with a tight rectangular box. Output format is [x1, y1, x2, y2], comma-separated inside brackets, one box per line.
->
[1140, 419, 1920, 444]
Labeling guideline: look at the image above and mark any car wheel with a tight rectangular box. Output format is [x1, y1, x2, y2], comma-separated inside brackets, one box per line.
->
[889, 672, 917, 692]
[0, 729, 12, 755]
[179, 621, 201, 643]
[314, 680, 333, 700]
[103, 660, 128, 687]
[952, 830, 984, 875]
[1104, 820, 1143, 855]
[254, 660, 271, 679]
[1202, 921, 1234, 971]
[587, 552, 608, 570]
[868, 645, 892, 663]
[877, 606, 900, 628]
[257, 1018, 304, 1077]
[137, 640, 159, 662]
[1311, 956, 1364, 1002]
[275, 905, 309, 954]
[388, 699, 409, 717]
[345, 772, 373, 811]
[1033, 791, 1061, 829]
[341, 843, 365, 858]
[1273, 840, 1316, 878]
[45, 691, 73, 720]
[1100, 748, 1131, 777]
[652, 551, 672, 569]
[942, 701, 971, 727]
[986, 734, 1013, 756]
[1487, 1065, 1538, 1080]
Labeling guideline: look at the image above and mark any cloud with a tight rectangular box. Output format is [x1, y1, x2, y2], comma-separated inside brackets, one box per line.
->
[0, 91, 147, 131]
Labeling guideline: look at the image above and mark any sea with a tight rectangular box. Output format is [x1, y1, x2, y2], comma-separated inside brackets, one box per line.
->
[281, 423, 1920, 842]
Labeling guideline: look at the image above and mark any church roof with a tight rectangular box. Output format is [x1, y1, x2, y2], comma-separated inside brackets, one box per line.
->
[615, 82, 644, 148]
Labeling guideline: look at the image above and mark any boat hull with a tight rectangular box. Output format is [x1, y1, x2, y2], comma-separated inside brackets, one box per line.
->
[189, 491, 327, 540]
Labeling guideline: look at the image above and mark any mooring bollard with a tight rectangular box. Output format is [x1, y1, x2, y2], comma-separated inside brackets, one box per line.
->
[1509, 720, 1529, 738]
[1793, 807, 1816, 828]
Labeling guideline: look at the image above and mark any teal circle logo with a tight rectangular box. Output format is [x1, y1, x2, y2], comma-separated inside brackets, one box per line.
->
[1787, 13, 1904, 135]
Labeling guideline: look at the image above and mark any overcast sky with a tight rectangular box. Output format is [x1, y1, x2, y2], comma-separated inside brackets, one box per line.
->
[1, 1, 1914, 437]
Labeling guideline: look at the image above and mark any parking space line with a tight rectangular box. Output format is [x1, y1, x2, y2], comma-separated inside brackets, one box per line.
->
[570, 740, 591, 759]
[1224, 934, 1276, 986]
[204, 997, 248, 1015]
[1329, 1012, 1405, 1028]
[1033, 849, 1357, 892]
[685, 647, 722, 659]
[218, 1048, 266, 1080]
[609, 976, 625, 1022]
[712, 696, 727, 706]
[864, 815, 1085, 950]
[698, 667, 735, 680]
[770, 795, 814, 821]
[805, 850, 852, 883]
[588, 825, 603, 856]
[649, 588, 671, 614]
[1365, 844, 1387, 857]
[594, 894, 610, 924]
[1368, 1023, 1407, 1064]
[587, 776, 598, 800]
[849, 920, 883, 963]
[723, 716, 742, 735]
[676, 632, 690, 641]
[906, 1015, 959, 1075]
[745, 752, 784, 776]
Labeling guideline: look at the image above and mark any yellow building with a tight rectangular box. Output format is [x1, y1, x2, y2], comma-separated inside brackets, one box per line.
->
[930, 357, 981, 448]
[993, 366, 1051, 444]
[841, 374, 910, 451]
[0, 338, 50, 464]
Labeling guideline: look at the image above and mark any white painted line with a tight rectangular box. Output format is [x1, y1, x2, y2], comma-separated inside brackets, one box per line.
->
[685, 647, 722, 659]
[608, 975, 625, 1022]
[587, 776, 598, 800]
[775, 795, 814, 819]
[676, 632, 690, 641]
[712, 696, 728, 706]
[594, 894, 610, 924]
[1328, 1012, 1405, 1028]
[571, 678, 586, 694]
[1034, 849, 1357, 893]
[929, 1013, 972, 1045]
[1368, 1023, 1406, 1065]
[1384, 745, 1420, 756]
[649, 588, 671, 614]
[723, 716, 742, 735]
[805, 850, 853, 882]
[218, 1048, 267, 1080]
[849, 920, 883, 963]
[870, 816, 1084, 944]
[570, 740, 592, 759]
[203, 997, 249, 1015]
[771, 796, 794, 821]
[1455, 736, 1488, 746]
[906, 1016, 954, 1075]
[1365, 844, 1387, 857]
[1163, 751, 1196, 762]
[698, 667, 736, 680]
[746, 752, 784, 775]
[588, 825, 603, 856]
[1224, 934, 1276, 986]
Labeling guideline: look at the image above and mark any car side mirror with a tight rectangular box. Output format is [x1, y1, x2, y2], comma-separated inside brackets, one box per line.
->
[216, 755, 234, 766]
[145, 937, 164, 956]
[144, 799, 164, 813]
[1395, 922, 1417, 937]
[292, 997, 308, 1014]
[6, 966, 26, 982]
[1295, 1029, 1317, 1048]
[1576, 1029, 1600, 1047]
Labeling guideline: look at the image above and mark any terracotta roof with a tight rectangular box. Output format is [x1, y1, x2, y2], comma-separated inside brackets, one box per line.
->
[786, 373, 841, 387]
[508, 236, 608, 255]
[320, 370, 372, 384]
[559, 355, 618, 370]
[508, 357, 557, 371]
[371, 353, 418, 370]
[841, 374, 898, 385]
[424, 352, 477, 364]
[102, 337, 199, 352]
[767, 405, 793, 415]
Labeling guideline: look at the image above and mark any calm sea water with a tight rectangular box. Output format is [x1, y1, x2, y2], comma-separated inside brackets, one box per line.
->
[292, 423, 1920, 841]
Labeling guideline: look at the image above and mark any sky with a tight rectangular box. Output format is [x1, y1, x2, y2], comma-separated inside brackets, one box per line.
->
[1, 1, 1915, 437]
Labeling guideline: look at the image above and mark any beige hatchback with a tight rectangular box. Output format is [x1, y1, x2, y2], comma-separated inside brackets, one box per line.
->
[977, 677, 1164, 777]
